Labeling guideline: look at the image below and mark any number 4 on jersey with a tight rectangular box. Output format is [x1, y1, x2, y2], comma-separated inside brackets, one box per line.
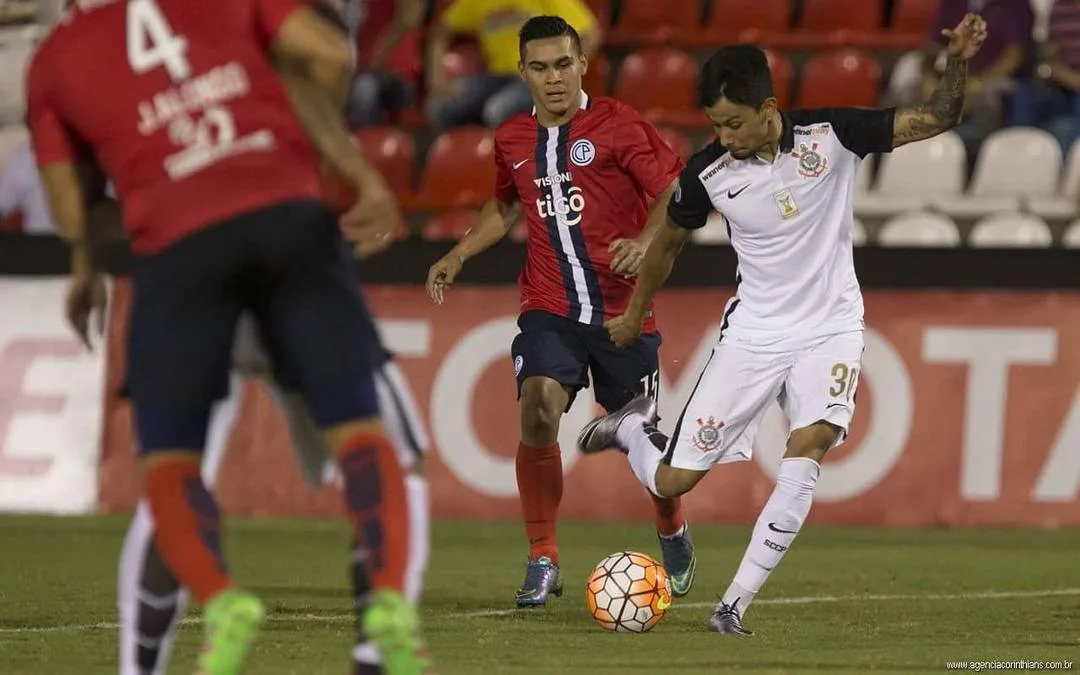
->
[127, 0, 190, 82]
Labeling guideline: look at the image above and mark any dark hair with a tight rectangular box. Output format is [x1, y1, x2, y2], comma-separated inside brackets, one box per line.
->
[698, 44, 775, 109]
[518, 15, 583, 61]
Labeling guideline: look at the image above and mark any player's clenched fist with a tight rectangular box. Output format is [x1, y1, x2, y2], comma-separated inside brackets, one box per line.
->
[605, 311, 645, 349]
[426, 253, 463, 305]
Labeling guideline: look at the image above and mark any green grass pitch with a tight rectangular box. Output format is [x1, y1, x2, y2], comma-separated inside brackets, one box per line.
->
[1, 516, 1078, 674]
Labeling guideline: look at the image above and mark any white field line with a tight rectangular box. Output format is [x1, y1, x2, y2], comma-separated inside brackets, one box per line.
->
[1, 588, 1078, 634]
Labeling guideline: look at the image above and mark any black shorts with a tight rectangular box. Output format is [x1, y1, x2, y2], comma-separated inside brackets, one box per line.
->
[510, 310, 661, 413]
[126, 200, 380, 429]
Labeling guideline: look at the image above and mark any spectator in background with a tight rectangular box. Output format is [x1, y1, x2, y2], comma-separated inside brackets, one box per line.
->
[0, 140, 54, 234]
[923, 0, 1033, 148]
[426, 0, 601, 130]
[346, 0, 425, 127]
[1012, 0, 1080, 154]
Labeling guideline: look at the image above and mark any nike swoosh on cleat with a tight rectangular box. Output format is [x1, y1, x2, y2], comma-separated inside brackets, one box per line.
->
[767, 522, 798, 534]
[515, 588, 535, 597]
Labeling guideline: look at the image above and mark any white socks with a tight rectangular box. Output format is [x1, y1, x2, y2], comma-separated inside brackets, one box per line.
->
[616, 413, 667, 497]
[721, 457, 821, 615]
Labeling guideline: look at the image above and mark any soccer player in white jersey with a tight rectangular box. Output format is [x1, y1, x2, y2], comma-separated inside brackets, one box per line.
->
[576, 15, 987, 635]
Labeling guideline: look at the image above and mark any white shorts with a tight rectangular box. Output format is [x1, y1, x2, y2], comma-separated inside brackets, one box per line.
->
[664, 331, 864, 472]
[230, 315, 429, 484]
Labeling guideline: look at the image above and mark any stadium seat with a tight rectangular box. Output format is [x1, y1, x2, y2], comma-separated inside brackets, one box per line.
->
[935, 128, 1062, 219]
[613, 48, 701, 127]
[877, 211, 961, 247]
[690, 0, 792, 47]
[354, 128, 416, 202]
[883, 50, 924, 107]
[795, 49, 881, 109]
[657, 127, 693, 160]
[877, 0, 940, 48]
[583, 52, 611, 96]
[691, 211, 731, 244]
[422, 209, 477, 241]
[0, 124, 28, 168]
[968, 213, 1053, 248]
[442, 40, 485, 80]
[852, 217, 868, 246]
[1063, 219, 1080, 248]
[856, 131, 966, 218]
[582, 0, 613, 28]
[771, 0, 884, 49]
[765, 50, 794, 109]
[855, 155, 874, 193]
[413, 127, 496, 211]
[607, 0, 704, 46]
[1028, 139, 1080, 222]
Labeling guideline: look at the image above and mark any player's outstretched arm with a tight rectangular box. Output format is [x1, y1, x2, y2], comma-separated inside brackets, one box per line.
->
[892, 12, 987, 148]
[426, 198, 521, 304]
[606, 219, 690, 348]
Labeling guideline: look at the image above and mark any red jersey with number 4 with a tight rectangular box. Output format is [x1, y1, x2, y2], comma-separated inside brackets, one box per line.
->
[26, 0, 325, 256]
[494, 94, 683, 334]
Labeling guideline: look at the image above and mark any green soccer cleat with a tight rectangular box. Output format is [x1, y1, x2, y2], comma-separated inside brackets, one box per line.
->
[659, 524, 697, 597]
[362, 590, 435, 675]
[196, 589, 265, 675]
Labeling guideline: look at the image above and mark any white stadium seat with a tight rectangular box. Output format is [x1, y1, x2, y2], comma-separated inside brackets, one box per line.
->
[691, 211, 730, 244]
[968, 213, 1053, 248]
[1062, 219, 1080, 248]
[855, 131, 966, 218]
[0, 124, 28, 168]
[1027, 139, 1080, 221]
[877, 211, 961, 247]
[852, 217, 868, 246]
[935, 127, 1062, 219]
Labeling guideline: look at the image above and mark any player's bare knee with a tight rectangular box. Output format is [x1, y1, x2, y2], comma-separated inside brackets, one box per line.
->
[785, 421, 841, 462]
[519, 377, 568, 446]
[654, 465, 706, 498]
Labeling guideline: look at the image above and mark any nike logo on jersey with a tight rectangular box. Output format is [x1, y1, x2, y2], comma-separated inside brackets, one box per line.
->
[727, 184, 751, 199]
[767, 522, 798, 534]
[512, 159, 530, 170]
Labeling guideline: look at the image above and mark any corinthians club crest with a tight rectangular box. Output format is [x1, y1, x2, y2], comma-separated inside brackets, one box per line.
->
[792, 142, 828, 178]
[692, 416, 725, 452]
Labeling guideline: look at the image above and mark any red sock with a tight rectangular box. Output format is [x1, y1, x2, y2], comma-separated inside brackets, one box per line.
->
[650, 492, 686, 537]
[144, 456, 232, 605]
[515, 442, 563, 564]
[337, 431, 409, 593]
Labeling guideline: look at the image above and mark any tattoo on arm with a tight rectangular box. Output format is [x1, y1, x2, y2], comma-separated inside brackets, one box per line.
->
[893, 56, 968, 146]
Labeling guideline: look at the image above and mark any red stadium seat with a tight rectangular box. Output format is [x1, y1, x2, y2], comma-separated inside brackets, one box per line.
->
[795, 49, 882, 109]
[413, 127, 496, 211]
[582, 0, 613, 28]
[690, 0, 792, 47]
[878, 0, 940, 49]
[354, 128, 416, 201]
[771, 0, 883, 49]
[0, 210, 23, 233]
[583, 52, 611, 96]
[422, 209, 478, 241]
[607, 0, 704, 46]
[657, 127, 692, 160]
[613, 48, 701, 128]
[442, 40, 485, 79]
[765, 49, 794, 109]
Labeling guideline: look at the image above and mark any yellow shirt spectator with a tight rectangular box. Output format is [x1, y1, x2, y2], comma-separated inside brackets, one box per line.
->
[441, 0, 599, 75]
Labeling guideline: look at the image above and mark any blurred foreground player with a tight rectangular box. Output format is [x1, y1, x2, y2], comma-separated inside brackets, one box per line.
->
[26, 0, 433, 672]
[426, 16, 695, 607]
[112, 3, 430, 672]
[578, 19, 987, 635]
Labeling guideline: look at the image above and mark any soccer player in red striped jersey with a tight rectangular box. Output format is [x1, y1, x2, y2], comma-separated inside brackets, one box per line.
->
[426, 15, 696, 607]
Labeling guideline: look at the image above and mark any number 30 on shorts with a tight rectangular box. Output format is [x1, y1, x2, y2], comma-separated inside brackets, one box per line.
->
[828, 362, 859, 401]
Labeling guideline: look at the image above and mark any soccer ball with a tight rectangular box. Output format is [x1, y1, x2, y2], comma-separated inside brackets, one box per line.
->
[585, 551, 672, 633]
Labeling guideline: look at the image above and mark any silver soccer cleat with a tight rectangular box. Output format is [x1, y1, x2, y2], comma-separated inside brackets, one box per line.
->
[708, 599, 754, 636]
[576, 395, 658, 455]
